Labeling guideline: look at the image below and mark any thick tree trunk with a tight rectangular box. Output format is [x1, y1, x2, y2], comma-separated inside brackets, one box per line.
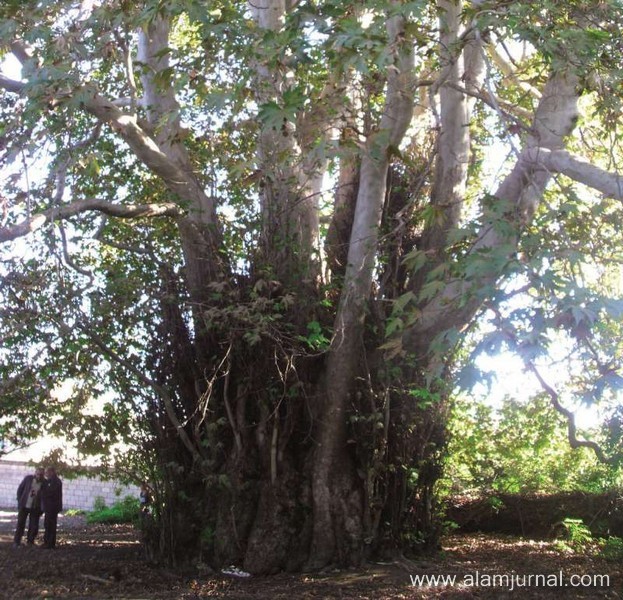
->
[414, 0, 482, 293]
[142, 8, 419, 575]
[136, 17, 224, 303]
[309, 9, 416, 569]
[250, 0, 321, 286]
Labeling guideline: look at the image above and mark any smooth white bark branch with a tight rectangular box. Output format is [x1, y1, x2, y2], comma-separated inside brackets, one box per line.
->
[84, 96, 200, 195]
[250, 0, 321, 273]
[337, 11, 416, 338]
[0, 54, 214, 221]
[418, 0, 481, 260]
[137, 18, 182, 138]
[487, 43, 542, 100]
[405, 71, 581, 348]
[10, 40, 34, 65]
[2, 26, 219, 230]
[133, 16, 225, 308]
[524, 148, 623, 200]
[435, 0, 470, 214]
[249, 0, 286, 29]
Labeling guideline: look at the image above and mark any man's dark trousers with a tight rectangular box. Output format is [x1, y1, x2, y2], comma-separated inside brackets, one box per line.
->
[14, 507, 42, 545]
[43, 511, 58, 548]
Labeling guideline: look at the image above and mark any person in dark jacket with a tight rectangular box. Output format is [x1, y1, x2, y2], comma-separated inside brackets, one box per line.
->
[13, 467, 45, 547]
[40, 466, 63, 549]
[139, 482, 152, 514]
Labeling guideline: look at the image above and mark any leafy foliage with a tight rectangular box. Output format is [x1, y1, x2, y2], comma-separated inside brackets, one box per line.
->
[553, 517, 597, 554]
[443, 394, 621, 496]
[86, 495, 140, 525]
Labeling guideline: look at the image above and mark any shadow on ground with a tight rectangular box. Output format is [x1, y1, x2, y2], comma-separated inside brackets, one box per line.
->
[0, 508, 621, 599]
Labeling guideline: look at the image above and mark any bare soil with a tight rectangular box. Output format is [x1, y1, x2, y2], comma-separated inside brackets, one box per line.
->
[0, 509, 621, 599]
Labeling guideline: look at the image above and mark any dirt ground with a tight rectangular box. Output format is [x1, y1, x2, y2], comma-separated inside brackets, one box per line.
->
[0, 509, 622, 599]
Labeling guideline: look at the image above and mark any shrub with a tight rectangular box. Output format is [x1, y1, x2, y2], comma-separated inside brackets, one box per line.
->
[87, 495, 140, 524]
[92, 496, 107, 512]
[554, 518, 596, 554]
[442, 396, 621, 497]
[600, 536, 623, 561]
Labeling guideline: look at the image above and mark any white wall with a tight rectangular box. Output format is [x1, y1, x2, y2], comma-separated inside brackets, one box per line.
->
[0, 460, 139, 510]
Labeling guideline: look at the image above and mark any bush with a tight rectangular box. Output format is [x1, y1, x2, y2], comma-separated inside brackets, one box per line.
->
[87, 495, 140, 524]
[555, 518, 594, 553]
[442, 395, 621, 497]
[600, 536, 623, 561]
[93, 496, 107, 512]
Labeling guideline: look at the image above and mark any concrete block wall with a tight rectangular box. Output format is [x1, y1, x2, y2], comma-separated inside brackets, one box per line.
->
[0, 462, 27, 509]
[0, 460, 139, 511]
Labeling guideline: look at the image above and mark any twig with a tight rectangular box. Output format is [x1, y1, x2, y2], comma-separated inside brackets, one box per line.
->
[80, 574, 113, 585]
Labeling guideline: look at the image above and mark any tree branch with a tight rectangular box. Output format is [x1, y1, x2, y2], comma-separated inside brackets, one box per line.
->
[0, 67, 197, 199]
[4, 30, 226, 296]
[311, 5, 416, 567]
[403, 70, 581, 353]
[487, 42, 542, 100]
[10, 39, 35, 65]
[72, 318, 204, 465]
[524, 148, 623, 200]
[526, 360, 616, 465]
[0, 199, 182, 243]
[445, 81, 532, 127]
[2, 37, 218, 228]
[0, 75, 25, 94]
[484, 304, 620, 465]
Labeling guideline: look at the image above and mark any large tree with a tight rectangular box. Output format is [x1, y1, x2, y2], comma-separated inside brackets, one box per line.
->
[1, 0, 623, 572]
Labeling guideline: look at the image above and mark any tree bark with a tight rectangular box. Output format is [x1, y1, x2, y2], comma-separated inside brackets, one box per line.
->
[135, 16, 225, 300]
[309, 8, 416, 569]
[405, 69, 581, 355]
[250, 0, 321, 284]
[2, 0, 622, 579]
[415, 0, 483, 289]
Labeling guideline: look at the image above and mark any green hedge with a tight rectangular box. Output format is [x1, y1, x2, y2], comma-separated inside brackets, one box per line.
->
[86, 495, 140, 524]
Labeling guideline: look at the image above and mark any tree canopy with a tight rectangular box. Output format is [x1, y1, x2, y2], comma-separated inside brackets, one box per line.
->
[1, 0, 623, 573]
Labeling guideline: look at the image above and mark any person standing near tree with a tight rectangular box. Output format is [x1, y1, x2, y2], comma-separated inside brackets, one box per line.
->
[13, 466, 45, 548]
[40, 466, 63, 549]
[139, 482, 152, 514]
